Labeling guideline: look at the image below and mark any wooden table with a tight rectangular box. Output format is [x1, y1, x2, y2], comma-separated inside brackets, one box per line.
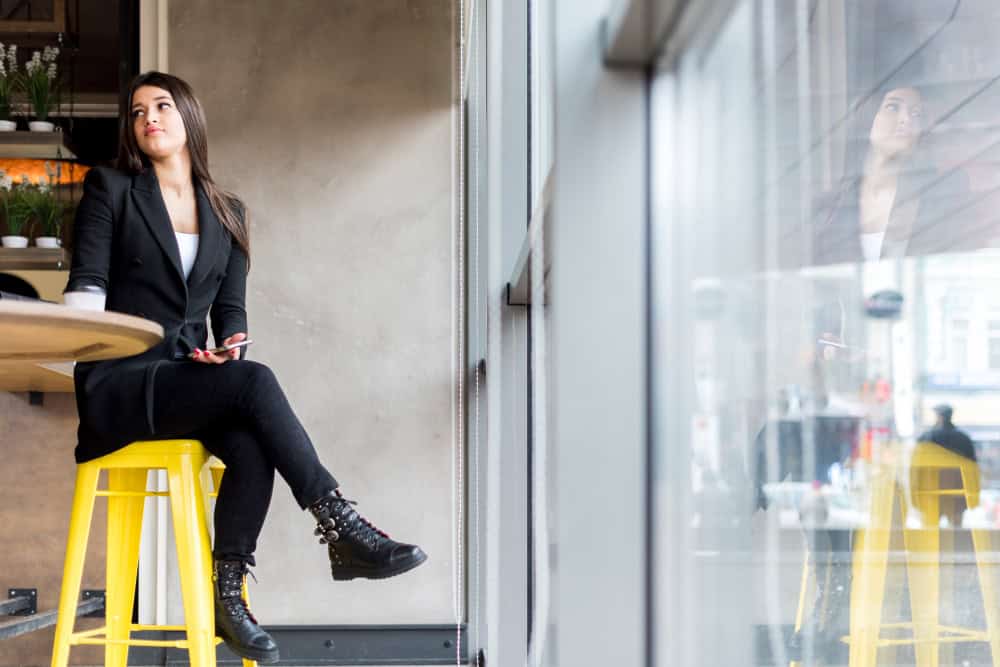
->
[0, 301, 163, 392]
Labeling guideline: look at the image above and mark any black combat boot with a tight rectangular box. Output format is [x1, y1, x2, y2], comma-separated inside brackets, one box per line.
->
[308, 488, 428, 581]
[213, 559, 279, 663]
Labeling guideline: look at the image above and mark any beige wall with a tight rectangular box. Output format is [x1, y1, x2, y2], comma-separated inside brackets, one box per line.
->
[167, 0, 456, 624]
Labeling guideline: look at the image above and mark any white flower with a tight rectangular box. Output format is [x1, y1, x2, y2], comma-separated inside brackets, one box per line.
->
[46, 63, 56, 80]
[0, 177, 13, 192]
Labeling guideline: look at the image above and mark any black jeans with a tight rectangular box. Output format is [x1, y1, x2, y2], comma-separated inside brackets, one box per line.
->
[152, 359, 339, 565]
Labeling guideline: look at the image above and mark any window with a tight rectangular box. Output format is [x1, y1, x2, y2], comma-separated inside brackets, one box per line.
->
[951, 318, 969, 370]
[988, 320, 1000, 370]
[651, 1, 1000, 665]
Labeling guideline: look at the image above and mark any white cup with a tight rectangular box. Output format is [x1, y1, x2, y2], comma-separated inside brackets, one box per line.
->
[63, 291, 106, 311]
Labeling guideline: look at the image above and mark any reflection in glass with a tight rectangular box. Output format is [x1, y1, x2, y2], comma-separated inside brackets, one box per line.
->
[652, 1, 1000, 665]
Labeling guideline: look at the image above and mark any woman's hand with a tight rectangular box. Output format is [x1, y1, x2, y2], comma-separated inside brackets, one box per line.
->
[191, 332, 247, 364]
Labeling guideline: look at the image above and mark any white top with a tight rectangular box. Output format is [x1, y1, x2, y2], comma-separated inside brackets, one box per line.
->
[175, 231, 200, 279]
[860, 231, 885, 261]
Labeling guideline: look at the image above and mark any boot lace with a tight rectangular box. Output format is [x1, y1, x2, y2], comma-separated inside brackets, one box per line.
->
[216, 563, 259, 625]
[313, 495, 391, 547]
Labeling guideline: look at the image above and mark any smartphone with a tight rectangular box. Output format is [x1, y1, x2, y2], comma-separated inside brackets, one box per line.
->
[187, 338, 253, 359]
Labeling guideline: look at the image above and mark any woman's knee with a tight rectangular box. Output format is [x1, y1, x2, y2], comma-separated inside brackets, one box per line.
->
[241, 360, 278, 386]
[226, 359, 279, 394]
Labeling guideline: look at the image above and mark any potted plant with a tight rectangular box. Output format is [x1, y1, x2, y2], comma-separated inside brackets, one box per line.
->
[27, 166, 64, 247]
[0, 173, 28, 247]
[23, 46, 59, 132]
[0, 43, 18, 131]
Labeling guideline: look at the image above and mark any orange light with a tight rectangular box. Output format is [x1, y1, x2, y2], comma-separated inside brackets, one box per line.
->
[0, 159, 89, 186]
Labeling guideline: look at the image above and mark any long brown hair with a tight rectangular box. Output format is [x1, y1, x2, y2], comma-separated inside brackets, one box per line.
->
[117, 71, 251, 265]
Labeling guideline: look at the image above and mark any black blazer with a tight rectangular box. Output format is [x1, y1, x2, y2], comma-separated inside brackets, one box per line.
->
[67, 166, 248, 463]
[812, 168, 976, 266]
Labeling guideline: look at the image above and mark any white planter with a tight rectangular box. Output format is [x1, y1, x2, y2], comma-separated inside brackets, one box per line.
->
[1, 235, 29, 248]
[28, 120, 54, 132]
[34, 236, 61, 248]
[0, 120, 16, 132]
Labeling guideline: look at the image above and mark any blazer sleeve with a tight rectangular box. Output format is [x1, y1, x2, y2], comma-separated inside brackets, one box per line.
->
[66, 167, 115, 293]
[210, 232, 249, 360]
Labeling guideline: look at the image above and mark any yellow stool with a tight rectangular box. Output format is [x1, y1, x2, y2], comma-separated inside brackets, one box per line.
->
[845, 442, 1000, 667]
[50, 440, 256, 667]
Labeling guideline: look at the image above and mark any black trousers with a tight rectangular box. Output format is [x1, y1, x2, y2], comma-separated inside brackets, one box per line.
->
[152, 359, 339, 565]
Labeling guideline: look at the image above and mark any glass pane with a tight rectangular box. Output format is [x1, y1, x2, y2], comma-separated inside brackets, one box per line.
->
[653, 1, 1000, 666]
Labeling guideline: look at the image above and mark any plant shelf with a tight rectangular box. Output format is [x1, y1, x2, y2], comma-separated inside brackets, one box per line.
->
[0, 246, 68, 270]
[0, 130, 77, 159]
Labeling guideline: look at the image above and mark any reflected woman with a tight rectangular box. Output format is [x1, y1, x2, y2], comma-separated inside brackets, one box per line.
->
[814, 86, 971, 264]
[65, 72, 427, 663]
[815, 87, 926, 263]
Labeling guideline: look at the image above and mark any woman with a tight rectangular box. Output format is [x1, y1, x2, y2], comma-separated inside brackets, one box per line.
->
[813, 85, 972, 265]
[66, 71, 427, 664]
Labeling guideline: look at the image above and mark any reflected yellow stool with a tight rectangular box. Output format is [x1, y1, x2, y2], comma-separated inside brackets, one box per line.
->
[846, 442, 1000, 667]
[50, 440, 255, 667]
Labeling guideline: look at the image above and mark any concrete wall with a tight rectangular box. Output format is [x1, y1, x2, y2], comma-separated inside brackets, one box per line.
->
[166, 0, 456, 624]
[0, 392, 107, 666]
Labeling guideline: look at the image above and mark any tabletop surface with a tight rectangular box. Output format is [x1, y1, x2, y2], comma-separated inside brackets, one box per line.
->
[0, 301, 164, 391]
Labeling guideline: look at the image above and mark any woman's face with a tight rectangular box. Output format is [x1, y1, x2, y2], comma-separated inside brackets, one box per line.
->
[869, 87, 923, 158]
[130, 85, 188, 161]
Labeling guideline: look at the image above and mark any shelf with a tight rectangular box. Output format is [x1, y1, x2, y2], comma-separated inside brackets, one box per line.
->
[0, 247, 68, 270]
[12, 94, 120, 119]
[0, 131, 77, 159]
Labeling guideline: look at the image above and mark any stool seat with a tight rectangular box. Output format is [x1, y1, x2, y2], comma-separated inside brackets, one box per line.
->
[50, 439, 255, 667]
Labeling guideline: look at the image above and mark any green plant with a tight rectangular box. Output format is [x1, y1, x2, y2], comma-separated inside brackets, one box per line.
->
[24, 184, 65, 237]
[1, 175, 30, 237]
[0, 43, 18, 122]
[22, 46, 59, 122]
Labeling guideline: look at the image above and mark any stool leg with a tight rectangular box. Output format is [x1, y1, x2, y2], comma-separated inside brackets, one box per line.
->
[961, 458, 1000, 667]
[906, 467, 941, 667]
[971, 527, 1000, 667]
[849, 471, 895, 667]
[904, 528, 940, 666]
[939, 515, 956, 667]
[880, 519, 909, 667]
[167, 456, 216, 667]
[51, 464, 101, 667]
[104, 469, 148, 667]
[789, 551, 811, 667]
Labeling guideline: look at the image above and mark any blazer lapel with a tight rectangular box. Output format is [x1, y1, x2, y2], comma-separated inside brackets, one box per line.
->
[186, 182, 222, 290]
[131, 168, 186, 290]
